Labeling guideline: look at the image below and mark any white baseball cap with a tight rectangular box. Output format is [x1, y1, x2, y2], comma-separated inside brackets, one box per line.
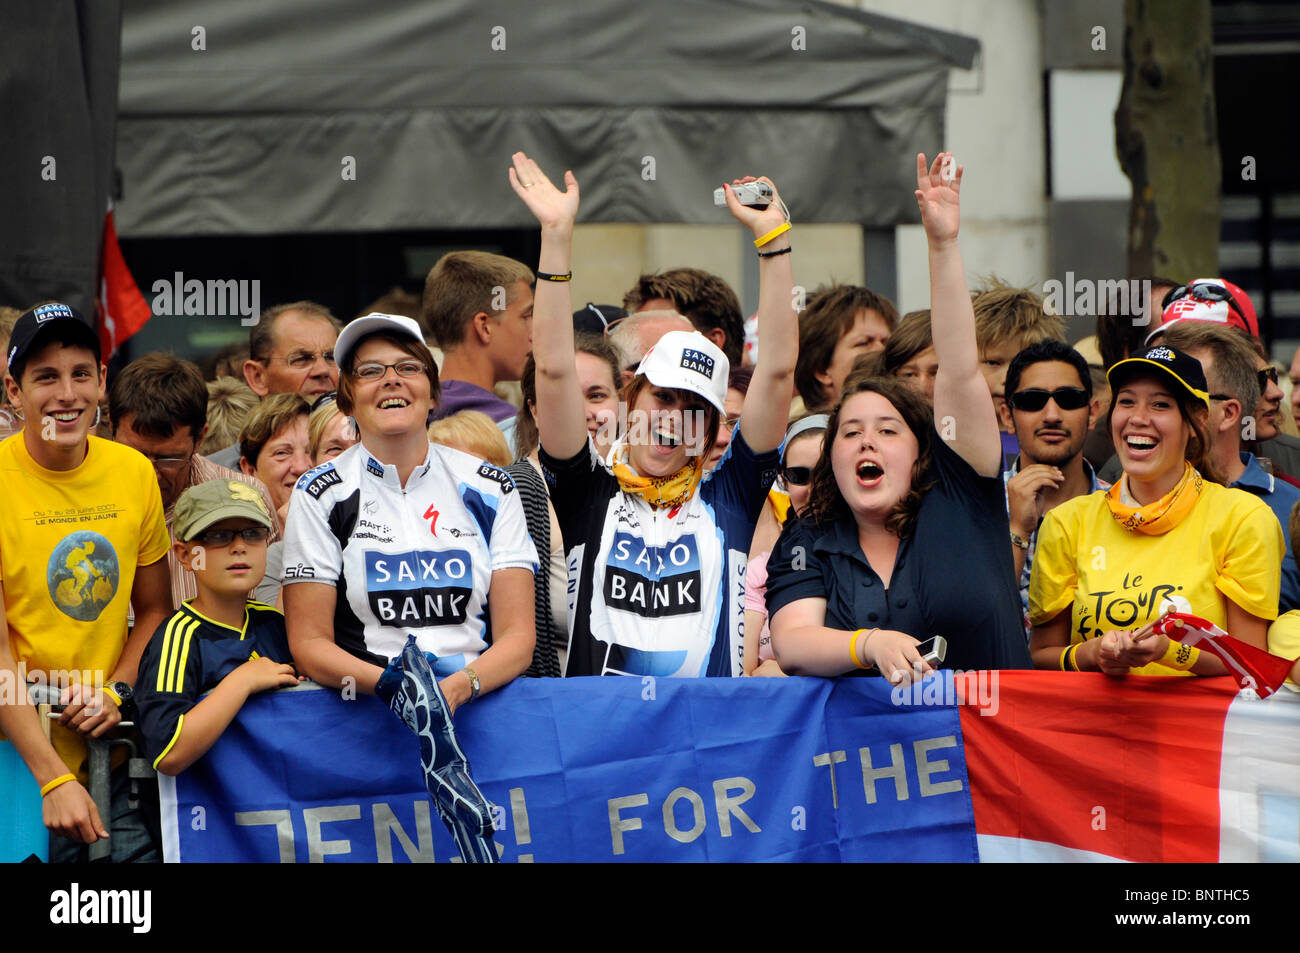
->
[636, 330, 729, 413]
[336, 313, 425, 366]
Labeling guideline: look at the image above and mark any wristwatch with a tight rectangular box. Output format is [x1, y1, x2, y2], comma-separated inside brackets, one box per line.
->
[1010, 530, 1031, 551]
[106, 681, 136, 717]
[462, 667, 481, 702]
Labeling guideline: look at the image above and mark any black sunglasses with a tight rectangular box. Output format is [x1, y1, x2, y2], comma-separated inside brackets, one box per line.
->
[1164, 282, 1246, 322]
[192, 526, 271, 547]
[781, 465, 812, 486]
[1259, 366, 1279, 391]
[1007, 387, 1090, 412]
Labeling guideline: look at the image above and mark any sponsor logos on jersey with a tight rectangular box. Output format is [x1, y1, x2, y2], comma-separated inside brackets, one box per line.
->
[364, 548, 473, 627]
[366, 457, 385, 478]
[284, 563, 315, 579]
[476, 463, 515, 494]
[603, 531, 701, 617]
[298, 465, 341, 499]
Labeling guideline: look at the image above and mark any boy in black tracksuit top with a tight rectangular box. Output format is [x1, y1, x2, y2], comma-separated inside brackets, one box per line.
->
[136, 479, 301, 774]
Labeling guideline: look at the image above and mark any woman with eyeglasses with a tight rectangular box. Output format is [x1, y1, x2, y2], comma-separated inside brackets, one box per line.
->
[743, 414, 827, 676]
[280, 313, 537, 860]
[766, 154, 1032, 683]
[509, 151, 797, 678]
[1028, 343, 1282, 675]
[282, 311, 536, 700]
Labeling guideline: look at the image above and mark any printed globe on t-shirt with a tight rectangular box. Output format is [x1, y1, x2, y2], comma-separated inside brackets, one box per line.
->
[46, 531, 119, 621]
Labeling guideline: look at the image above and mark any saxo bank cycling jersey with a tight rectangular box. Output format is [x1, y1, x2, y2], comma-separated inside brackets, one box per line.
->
[281, 442, 537, 674]
[540, 429, 779, 678]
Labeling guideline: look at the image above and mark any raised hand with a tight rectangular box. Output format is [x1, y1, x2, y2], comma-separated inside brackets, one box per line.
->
[722, 175, 788, 239]
[508, 151, 579, 233]
[915, 152, 963, 246]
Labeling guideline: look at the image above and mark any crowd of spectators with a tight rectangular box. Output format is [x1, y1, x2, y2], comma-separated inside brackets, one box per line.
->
[3, 150, 1300, 861]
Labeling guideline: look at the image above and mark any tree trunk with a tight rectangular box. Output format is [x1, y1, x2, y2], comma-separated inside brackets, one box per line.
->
[1115, 0, 1220, 280]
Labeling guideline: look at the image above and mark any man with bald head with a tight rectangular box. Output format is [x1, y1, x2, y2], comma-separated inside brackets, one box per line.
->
[606, 311, 694, 387]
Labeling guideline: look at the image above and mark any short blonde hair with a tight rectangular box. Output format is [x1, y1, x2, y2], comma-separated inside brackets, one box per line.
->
[200, 376, 260, 455]
[240, 393, 310, 467]
[421, 251, 534, 349]
[428, 410, 513, 467]
[308, 400, 357, 462]
[972, 278, 1065, 351]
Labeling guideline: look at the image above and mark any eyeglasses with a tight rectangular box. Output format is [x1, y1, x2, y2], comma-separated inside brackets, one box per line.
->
[1208, 394, 1234, 402]
[781, 465, 813, 486]
[269, 350, 336, 370]
[192, 526, 270, 547]
[1165, 282, 1247, 323]
[142, 455, 190, 473]
[1006, 387, 1090, 412]
[722, 414, 741, 431]
[310, 392, 338, 412]
[1259, 366, 1279, 391]
[352, 360, 425, 381]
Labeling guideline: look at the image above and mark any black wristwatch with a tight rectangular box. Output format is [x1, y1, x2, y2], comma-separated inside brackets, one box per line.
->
[108, 681, 136, 717]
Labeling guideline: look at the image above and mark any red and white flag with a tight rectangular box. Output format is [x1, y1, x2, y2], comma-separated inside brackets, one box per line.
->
[95, 202, 152, 358]
[1152, 611, 1296, 699]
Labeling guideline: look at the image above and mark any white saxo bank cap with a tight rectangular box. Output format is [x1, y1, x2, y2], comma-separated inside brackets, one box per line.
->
[635, 330, 729, 413]
[335, 312, 425, 366]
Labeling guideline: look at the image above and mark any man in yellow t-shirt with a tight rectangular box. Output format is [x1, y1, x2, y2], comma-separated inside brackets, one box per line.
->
[0, 304, 171, 861]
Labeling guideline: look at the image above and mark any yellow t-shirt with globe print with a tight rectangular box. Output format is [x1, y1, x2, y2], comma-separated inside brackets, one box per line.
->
[0, 433, 170, 779]
[1029, 481, 1282, 676]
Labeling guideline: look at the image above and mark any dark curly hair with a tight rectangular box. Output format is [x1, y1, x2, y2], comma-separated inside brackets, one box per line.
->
[806, 375, 936, 539]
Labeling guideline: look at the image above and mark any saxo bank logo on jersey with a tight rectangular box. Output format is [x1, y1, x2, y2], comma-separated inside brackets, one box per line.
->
[604, 532, 701, 617]
[364, 549, 473, 627]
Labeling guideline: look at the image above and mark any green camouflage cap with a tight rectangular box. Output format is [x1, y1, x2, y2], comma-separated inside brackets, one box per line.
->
[174, 479, 272, 541]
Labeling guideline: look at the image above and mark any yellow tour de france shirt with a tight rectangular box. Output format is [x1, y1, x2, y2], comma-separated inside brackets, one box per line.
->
[0, 433, 170, 777]
[1029, 481, 1282, 676]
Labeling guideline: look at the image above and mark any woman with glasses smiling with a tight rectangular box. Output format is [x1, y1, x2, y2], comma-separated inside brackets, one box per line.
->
[281, 312, 537, 860]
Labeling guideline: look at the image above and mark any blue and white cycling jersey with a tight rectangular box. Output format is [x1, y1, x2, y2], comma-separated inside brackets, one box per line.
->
[540, 429, 779, 678]
[281, 441, 537, 674]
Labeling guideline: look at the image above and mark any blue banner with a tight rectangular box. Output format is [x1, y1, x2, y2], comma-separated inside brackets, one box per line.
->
[0, 740, 48, 862]
[160, 674, 977, 862]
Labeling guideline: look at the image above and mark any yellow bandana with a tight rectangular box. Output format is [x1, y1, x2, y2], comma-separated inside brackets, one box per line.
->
[1105, 461, 1204, 535]
[769, 487, 792, 523]
[610, 441, 704, 510]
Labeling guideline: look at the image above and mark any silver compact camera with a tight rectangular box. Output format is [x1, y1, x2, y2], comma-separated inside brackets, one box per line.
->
[713, 181, 773, 209]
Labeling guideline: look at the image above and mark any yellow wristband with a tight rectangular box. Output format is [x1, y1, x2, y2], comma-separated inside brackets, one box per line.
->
[41, 773, 77, 798]
[1066, 643, 1082, 672]
[849, 628, 876, 669]
[753, 222, 791, 248]
[1157, 639, 1200, 671]
[102, 685, 122, 707]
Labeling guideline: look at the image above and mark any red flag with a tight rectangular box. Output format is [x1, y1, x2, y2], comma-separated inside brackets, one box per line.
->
[95, 204, 152, 358]
[1151, 612, 1296, 699]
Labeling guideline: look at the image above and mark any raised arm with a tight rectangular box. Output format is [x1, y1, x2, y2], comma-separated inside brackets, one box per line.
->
[726, 177, 796, 453]
[507, 151, 587, 460]
[917, 152, 1002, 477]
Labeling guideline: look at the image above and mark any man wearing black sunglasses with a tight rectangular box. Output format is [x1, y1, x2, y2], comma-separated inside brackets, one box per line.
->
[1000, 340, 1108, 640]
